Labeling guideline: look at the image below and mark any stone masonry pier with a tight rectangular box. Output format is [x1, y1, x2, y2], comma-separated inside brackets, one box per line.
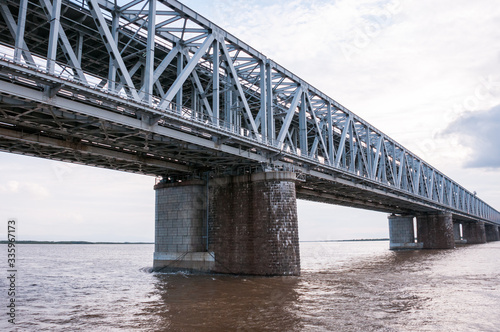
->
[388, 214, 500, 251]
[462, 221, 487, 244]
[153, 179, 214, 272]
[153, 171, 300, 276]
[388, 212, 455, 250]
[485, 224, 500, 242]
[387, 215, 421, 249]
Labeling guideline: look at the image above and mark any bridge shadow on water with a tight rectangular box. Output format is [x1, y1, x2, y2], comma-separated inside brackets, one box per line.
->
[150, 273, 301, 331]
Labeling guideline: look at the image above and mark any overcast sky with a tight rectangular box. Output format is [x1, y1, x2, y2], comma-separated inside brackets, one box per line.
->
[1, 0, 499, 242]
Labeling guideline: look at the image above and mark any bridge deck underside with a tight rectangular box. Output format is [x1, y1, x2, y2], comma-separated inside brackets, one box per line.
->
[0, 75, 261, 176]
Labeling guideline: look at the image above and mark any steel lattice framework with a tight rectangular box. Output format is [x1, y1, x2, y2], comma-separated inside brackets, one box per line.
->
[0, 0, 498, 224]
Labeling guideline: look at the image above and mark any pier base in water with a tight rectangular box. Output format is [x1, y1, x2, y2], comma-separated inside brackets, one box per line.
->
[462, 221, 487, 244]
[388, 215, 422, 249]
[153, 180, 215, 272]
[485, 224, 500, 242]
[153, 172, 300, 276]
[416, 212, 455, 249]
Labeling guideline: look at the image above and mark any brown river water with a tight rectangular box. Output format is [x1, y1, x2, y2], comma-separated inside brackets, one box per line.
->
[1, 241, 499, 331]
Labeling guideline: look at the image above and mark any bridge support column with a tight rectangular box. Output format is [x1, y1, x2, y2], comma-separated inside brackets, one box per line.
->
[485, 224, 500, 242]
[416, 212, 455, 249]
[388, 215, 421, 249]
[153, 171, 300, 275]
[153, 180, 214, 272]
[209, 172, 300, 276]
[453, 222, 467, 244]
[462, 221, 487, 244]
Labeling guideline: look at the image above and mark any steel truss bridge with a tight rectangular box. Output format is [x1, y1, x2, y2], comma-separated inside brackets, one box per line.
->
[0, 0, 498, 224]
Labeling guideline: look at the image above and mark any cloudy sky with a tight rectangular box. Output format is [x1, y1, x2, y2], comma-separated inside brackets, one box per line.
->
[1, 0, 499, 242]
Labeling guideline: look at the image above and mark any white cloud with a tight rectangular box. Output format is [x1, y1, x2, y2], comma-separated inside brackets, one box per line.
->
[7, 180, 19, 192]
[0, 180, 50, 199]
[442, 105, 500, 169]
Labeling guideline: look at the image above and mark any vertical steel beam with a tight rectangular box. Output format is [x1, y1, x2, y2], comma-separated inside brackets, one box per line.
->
[327, 103, 334, 165]
[235, 95, 241, 129]
[176, 52, 184, 112]
[392, 144, 398, 186]
[335, 114, 352, 168]
[224, 88, 232, 130]
[47, 0, 62, 74]
[144, 0, 156, 106]
[366, 126, 373, 178]
[348, 122, 356, 172]
[397, 149, 405, 189]
[14, 0, 28, 62]
[108, 11, 119, 92]
[266, 61, 275, 143]
[437, 174, 443, 203]
[414, 160, 421, 195]
[299, 92, 307, 156]
[380, 141, 387, 183]
[260, 61, 267, 142]
[447, 181, 453, 206]
[76, 33, 83, 65]
[429, 170, 435, 199]
[401, 154, 409, 191]
[212, 39, 219, 125]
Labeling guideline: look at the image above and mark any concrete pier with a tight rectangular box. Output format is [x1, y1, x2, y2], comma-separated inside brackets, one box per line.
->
[416, 212, 455, 249]
[388, 215, 422, 249]
[153, 171, 300, 276]
[153, 180, 215, 272]
[485, 224, 500, 242]
[462, 221, 487, 244]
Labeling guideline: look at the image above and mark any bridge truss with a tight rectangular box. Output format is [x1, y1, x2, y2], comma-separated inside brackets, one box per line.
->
[0, 0, 498, 224]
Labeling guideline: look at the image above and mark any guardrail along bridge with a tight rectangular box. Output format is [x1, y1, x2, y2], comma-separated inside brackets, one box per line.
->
[0, 0, 498, 275]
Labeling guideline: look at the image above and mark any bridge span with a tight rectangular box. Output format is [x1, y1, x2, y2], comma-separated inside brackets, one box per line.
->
[0, 0, 499, 275]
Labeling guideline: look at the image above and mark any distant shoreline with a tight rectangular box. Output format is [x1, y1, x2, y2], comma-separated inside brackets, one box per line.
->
[0, 239, 389, 244]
